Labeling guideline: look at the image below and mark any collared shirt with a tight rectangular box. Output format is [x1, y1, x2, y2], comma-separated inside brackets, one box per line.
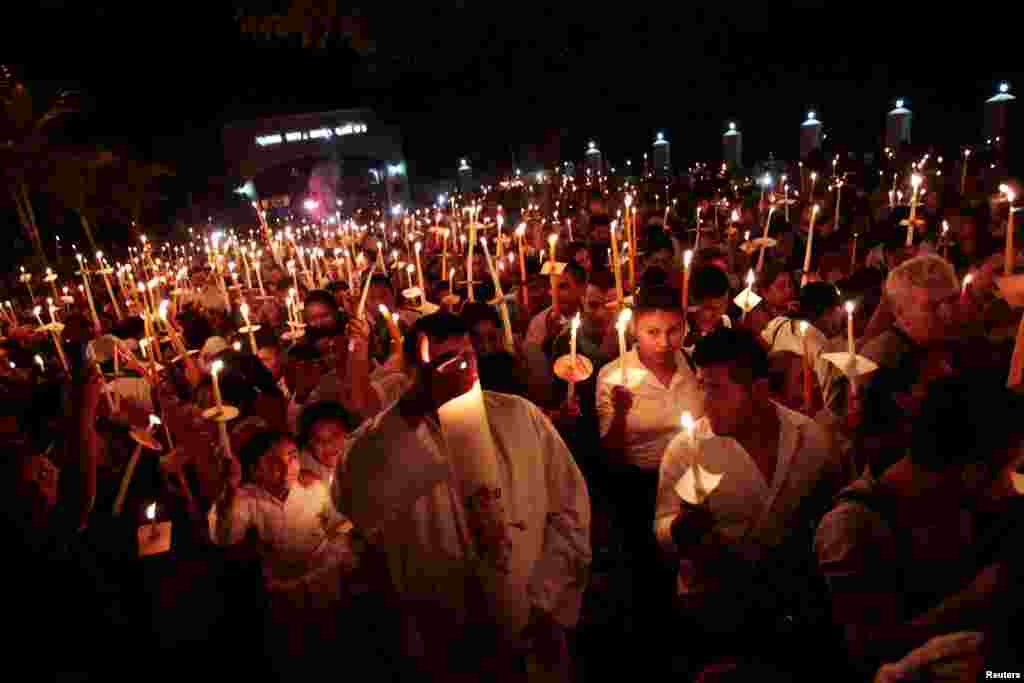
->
[596, 348, 703, 470]
[209, 480, 355, 602]
[761, 316, 833, 389]
[655, 402, 845, 596]
[333, 390, 591, 657]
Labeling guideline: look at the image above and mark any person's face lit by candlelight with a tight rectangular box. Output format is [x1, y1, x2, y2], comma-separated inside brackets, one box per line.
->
[762, 271, 796, 312]
[303, 300, 337, 333]
[584, 284, 614, 332]
[634, 308, 685, 366]
[695, 294, 729, 336]
[556, 264, 587, 315]
[572, 246, 592, 274]
[417, 332, 478, 407]
[699, 363, 762, 437]
[255, 437, 300, 499]
[257, 345, 283, 381]
[470, 319, 502, 356]
[308, 418, 348, 470]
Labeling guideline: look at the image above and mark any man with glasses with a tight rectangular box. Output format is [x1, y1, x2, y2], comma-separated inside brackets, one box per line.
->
[334, 313, 591, 681]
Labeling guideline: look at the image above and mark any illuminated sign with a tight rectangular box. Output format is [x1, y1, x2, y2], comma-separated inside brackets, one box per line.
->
[255, 122, 368, 146]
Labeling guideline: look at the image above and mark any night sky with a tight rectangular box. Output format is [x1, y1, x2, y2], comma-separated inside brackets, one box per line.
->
[12, 3, 1024, 187]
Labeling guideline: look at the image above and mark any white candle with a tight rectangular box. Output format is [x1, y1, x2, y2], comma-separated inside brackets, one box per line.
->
[414, 241, 426, 299]
[802, 205, 819, 286]
[1002, 184, 1016, 276]
[210, 359, 224, 410]
[616, 308, 632, 386]
[570, 312, 580, 365]
[33, 306, 44, 328]
[907, 173, 923, 247]
[845, 301, 856, 355]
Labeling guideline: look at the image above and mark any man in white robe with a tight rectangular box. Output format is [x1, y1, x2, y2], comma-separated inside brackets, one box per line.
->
[333, 312, 591, 682]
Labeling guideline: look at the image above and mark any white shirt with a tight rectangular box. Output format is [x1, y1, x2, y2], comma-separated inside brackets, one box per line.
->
[333, 390, 591, 658]
[596, 349, 704, 470]
[655, 402, 844, 596]
[525, 305, 568, 346]
[761, 316, 832, 389]
[209, 480, 356, 603]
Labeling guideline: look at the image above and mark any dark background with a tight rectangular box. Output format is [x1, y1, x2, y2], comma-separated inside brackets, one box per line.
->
[9, 2, 1023, 184]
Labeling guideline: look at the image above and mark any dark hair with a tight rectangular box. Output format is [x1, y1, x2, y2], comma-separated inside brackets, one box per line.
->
[640, 266, 669, 288]
[797, 282, 840, 322]
[401, 312, 471, 367]
[695, 246, 728, 269]
[589, 269, 614, 291]
[303, 289, 338, 313]
[690, 264, 731, 303]
[215, 350, 284, 410]
[635, 284, 682, 317]
[562, 260, 587, 286]
[238, 429, 293, 482]
[755, 261, 792, 292]
[646, 230, 674, 255]
[477, 351, 529, 397]
[460, 301, 500, 331]
[911, 374, 1024, 472]
[693, 326, 770, 385]
[255, 328, 282, 353]
[370, 274, 394, 295]
[298, 400, 359, 447]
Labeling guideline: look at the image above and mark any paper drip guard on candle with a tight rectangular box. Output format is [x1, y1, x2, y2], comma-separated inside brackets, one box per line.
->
[821, 352, 879, 380]
[37, 322, 65, 334]
[739, 236, 779, 254]
[202, 404, 240, 422]
[238, 324, 261, 335]
[541, 261, 567, 276]
[995, 273, 1024, 307]
[554, 354, 594, 383]
[674, 414, 724, 505]
[733, 286, 762, 314]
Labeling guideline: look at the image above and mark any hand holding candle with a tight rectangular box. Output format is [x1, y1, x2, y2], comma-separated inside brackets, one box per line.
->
[616, 308, 632, 386]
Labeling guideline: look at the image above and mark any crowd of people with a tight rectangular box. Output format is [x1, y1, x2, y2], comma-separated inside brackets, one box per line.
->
[2, 174, 1022, 682]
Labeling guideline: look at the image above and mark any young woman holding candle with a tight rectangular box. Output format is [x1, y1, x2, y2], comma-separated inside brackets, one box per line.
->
[595, 285, 704, 658]
[209, 428, 360, 676]
[296, 400, 360, 484]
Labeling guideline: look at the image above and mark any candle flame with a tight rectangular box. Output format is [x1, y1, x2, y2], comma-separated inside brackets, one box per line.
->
[211, 359, 224, 376]
[239, 302, 249, 319]
[799, 321, 809, 336]
[415, 241, 421, 253]
[964, 273, 974, 287]
[943, 220, 950, 234]
[378, 304, 390, 318]
[684, 249, 693, 267]
[449, 268, 456, 281]
[571, 312, 581, 332]
[845, 301, 855, 314]
[746, 269, 755, 287]
[911, 173, 923, 189]
[34, 354, 44, 368]
[146, 502, 156, 521]
[406, 264, 415, 274]
[681, 411, 695, 434]
[616, 308, 633, 330]
[149, 414, 162, 428]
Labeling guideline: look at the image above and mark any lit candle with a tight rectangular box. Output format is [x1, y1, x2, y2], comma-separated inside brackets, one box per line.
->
[810, 172, 818, 203]
[802, 205, 819, 287]
[1002, 185, 1016, 276]
[907, 173, 923, 247]
[210, 359, 224, 411]
[515, 224, 527, 283]
[616, 308, 632, 386]
[845, 301, 856, 355]
[565, 312, 579, 369]
[378, 304, 402, 345]
[34, 354, 44, 373]
[240, 303, 257, 353]
[33, 305, 44, 328]
[961, 148, 970, 195]
[406, 263, 415, 290]
[145, 502, 158, 537]
[682, 250, 693, 319]
[414, 241, 426, 300]
[47, 298, 57, 324]
[800, 321, 814, 412]
[76, 253, 101, 332]
[757, 207, 776, 272]
[255, 250, 266, 295]
[833, 180, 843, 231]
[961, 273, 973, 304]
[610, 220, 624, 306]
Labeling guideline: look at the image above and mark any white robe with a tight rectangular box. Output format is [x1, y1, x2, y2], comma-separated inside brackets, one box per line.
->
[332, 390, 591, 666]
